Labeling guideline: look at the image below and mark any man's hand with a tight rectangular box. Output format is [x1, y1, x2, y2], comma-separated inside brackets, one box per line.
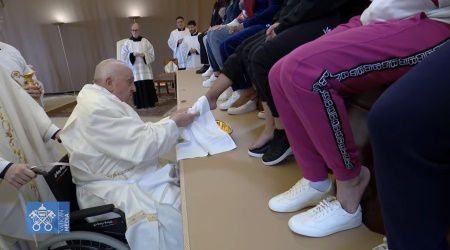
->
[189, 48, 197, 54]
[4, 164, 36, 189]
[170, 108, 200, 127]
[266, 22, 280, 41]
[178, 38, 184, 45]
[229, 24, 244, 35]
[22, 83, 42, 98]
[218, 7, 226, 19]
[209, 25, 227, 31]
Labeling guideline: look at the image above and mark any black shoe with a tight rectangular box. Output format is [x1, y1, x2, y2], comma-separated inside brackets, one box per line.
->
[248, 141, 271, 158]
[262, 129, 292, 166]
[196, 65, 209, 74]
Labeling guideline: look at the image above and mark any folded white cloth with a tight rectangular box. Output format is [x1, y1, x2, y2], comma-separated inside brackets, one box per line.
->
[176, 96, 236, 160]
[164, 61, 178, 73]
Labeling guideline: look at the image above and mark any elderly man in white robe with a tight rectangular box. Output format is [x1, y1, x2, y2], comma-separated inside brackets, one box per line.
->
[121, 22, 158, 109]
[60, 59, 198, 250]
[0, 42, 45, 106]
[180, 20, 202, 70]
[167, 16, 190, 70]
[0, 64, 60, 249]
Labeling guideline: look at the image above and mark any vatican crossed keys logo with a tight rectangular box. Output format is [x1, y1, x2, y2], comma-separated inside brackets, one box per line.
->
[29, 204, 56, 232]
[26, 202, 70, 234]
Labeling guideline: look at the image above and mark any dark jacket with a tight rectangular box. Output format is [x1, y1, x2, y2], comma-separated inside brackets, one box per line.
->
[274, 0, 371, 34]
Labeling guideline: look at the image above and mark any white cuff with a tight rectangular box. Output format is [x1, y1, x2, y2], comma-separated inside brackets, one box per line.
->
[0, 160, 11, 175]
[43, 124, 60, 142]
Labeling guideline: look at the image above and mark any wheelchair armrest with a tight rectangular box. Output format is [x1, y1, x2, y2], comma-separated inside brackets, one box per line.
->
[70, 204, 125, 222]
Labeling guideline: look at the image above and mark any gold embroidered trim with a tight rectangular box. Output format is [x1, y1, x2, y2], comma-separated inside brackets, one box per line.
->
[105, 166, 136, 180]
[0, 109, 26, 164]
[0, 106, 41, 201]
[126, 211, 158, 227]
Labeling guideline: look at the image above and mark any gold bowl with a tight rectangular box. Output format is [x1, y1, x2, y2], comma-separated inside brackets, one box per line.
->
[216, 120, 232, 134]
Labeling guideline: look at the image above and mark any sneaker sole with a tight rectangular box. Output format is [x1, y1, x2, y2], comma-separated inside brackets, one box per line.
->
[247, 150, 264, 158]
[262, 148, 293, 166]
[288, 217, 362, 237]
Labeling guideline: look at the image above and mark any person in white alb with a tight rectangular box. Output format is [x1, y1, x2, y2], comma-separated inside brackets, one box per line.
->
[167, 16, 190, 70]
[121, 22, 158, 109]
[0, 63, 60, 249]
[179, 20, 202, 70]
[60, 59, 198, 250]
[0, 42, 45, 106]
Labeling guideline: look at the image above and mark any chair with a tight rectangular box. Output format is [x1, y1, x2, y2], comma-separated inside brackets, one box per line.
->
[38, 155, 129, 250]
[154, 58, 178, 98]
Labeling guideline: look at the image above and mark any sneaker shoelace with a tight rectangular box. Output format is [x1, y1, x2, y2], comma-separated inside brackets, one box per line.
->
[308, 197, 338, 219]
[284, 180, 308, 199]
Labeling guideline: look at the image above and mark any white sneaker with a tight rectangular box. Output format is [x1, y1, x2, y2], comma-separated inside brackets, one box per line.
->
[219, 90, 240, 110]
[288, 196, 362, 237]
[202, 66, 213, 77]
[202, 74, 217, 88]
[268, 178, 335, 213]
[218, 87, 233, 101]
[258, 111, 266, 119]
[227, 99, 257, 115]
[372, 237, 388, 250]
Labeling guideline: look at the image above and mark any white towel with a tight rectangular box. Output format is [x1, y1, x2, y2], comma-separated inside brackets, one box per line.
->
[164, 61, 178, 73]
[176, 96, 236, 161]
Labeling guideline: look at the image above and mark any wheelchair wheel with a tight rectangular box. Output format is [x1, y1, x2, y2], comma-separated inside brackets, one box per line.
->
[38, 231, 129, 250]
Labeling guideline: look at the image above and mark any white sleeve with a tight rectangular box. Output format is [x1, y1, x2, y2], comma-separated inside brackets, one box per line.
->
[144, 39, 155, 65]
[0, 160, 11, 176]
[439, 0, 450, 7]
[168, 31, 178, 52]
[20, 86, 59, 142]
[179, 40, 190, 60]
[79, 104, 180, 164]
[121, 41, 132, 66]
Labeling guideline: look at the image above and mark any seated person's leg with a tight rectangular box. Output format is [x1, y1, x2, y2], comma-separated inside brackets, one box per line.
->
[249, 14, 343, 162]
[269, 14, 450, 237]
[196, 32, 210, 74]
[368, 41, 450, 250]
[205, 30, 265, 109]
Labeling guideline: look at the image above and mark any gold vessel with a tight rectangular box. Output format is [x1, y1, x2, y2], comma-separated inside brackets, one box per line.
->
[11, 70, 41, 104]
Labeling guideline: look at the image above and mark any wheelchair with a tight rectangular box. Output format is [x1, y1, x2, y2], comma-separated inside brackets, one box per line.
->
[37, 155, 129, 250]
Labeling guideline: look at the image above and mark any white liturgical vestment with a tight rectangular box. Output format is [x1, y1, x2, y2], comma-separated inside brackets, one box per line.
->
[179, 33, 202, 70]
[167, 28, 190, 68]
[60, 84, 182, 250]
[0, 65, 58, 248]
[121, 37, 155, 81]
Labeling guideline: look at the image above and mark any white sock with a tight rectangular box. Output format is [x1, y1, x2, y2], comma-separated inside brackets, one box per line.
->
[309, 178, 331, 192]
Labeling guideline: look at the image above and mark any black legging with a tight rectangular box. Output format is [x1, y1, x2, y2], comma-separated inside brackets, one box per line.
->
[251, 13, 340, 117]
[198, 32, 209, 65]
[220, 13, 342, 113]
[221, 30, 266, 91]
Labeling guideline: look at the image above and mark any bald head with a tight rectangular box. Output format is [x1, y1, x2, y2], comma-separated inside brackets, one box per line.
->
[94, 59, 128, 86]
[131, 23, 140, 38]
[94, 59, 135, 103]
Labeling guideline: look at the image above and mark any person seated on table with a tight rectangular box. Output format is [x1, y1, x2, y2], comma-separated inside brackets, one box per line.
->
[267, 0, 450, 238]
[60, 59, 198, 250]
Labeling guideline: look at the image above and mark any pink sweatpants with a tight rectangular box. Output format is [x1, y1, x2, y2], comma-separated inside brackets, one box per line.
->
[269, 13, 450, 181]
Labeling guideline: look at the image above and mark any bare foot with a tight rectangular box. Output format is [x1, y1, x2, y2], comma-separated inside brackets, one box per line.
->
[230, 88, 257, 108]
[205, 93, 217, 110]
[335, 165, 371, 214]
[249, 127, 274, 150]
